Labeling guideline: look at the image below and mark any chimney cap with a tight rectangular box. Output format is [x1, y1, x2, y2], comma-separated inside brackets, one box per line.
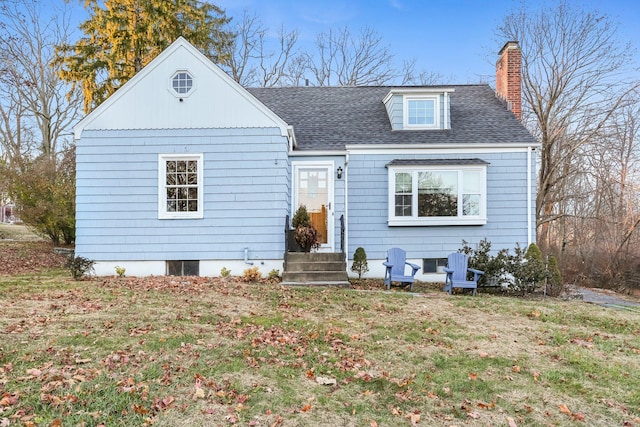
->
[498, 41, 520, 55]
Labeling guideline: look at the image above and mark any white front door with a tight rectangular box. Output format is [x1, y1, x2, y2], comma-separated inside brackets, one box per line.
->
[292, 162, 335, 251]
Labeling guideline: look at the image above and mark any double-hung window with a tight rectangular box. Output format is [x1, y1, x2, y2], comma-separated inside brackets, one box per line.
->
[404, 96, 439, 129]
[388, 160, 487, 226]
[158, 154, 203, 219]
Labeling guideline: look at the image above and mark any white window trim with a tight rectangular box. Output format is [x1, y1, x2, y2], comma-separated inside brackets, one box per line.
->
[168, 69, 196, 98]
[403, 95, 440, 129]
[158, 154, 204, 219]
[387, 164, 487, 226]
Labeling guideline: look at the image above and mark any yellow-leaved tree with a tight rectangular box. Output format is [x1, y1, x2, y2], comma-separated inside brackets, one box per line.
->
[56, 0, 233, 112]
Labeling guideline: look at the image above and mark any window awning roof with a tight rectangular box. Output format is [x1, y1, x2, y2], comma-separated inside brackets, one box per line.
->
[386, 158, 490, 167]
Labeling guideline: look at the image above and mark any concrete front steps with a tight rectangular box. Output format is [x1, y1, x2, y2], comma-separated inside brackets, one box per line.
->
[281, 252, 350, 286]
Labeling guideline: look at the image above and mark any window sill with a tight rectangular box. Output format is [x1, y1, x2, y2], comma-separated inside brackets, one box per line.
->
[388, 217, 487, 226]
[159, 212, 204, 220]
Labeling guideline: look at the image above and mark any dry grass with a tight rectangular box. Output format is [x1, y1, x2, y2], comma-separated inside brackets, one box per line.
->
[0, 223, 43, 241]
[1, 245, 640, 426]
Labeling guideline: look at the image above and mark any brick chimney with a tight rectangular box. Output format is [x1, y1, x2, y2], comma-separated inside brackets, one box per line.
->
[495, 41, 522, 120]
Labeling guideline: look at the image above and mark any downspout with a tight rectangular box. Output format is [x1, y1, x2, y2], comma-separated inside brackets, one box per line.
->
[344, 152, 349, 259]
[527, 146, 533, 246]
[244, 247, 254, 265]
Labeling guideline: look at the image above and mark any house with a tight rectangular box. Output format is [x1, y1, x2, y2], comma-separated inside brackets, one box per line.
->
[73, 38, 539, 280]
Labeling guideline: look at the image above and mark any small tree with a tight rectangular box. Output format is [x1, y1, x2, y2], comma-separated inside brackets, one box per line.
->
[351, 247, 369, 279]
[546, 255, 563, 297]
[291, 205, 319, 252]
[10, 146, 76, 245]
[516, 243, 548, 295]
[291, 205, 310, 228]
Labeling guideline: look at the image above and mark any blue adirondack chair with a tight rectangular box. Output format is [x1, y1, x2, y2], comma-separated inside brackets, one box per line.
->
[383, 248, 420, 291]
[443, 253, 484, 296]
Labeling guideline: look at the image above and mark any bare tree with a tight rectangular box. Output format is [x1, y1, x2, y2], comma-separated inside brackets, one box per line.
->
[0, 0, 82, 165]
[496, 1, 639, 252]
[222, 9, 299, 87]
[305, 26, 397, 86]
[400, 58, 447, 86]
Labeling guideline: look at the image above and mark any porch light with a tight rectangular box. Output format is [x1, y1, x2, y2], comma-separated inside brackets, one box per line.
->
[337, 166, 343, 179]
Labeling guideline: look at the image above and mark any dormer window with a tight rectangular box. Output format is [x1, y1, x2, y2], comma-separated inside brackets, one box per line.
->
[383, 88, 454, 131]
[406, 97, 437, 128]
[169, 70, 195, 97]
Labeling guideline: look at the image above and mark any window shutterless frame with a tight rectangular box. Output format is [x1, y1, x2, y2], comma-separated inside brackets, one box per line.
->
[158, 154, 204, 219]
[388, 164, 487, 226]
[403, 95, 440, 129]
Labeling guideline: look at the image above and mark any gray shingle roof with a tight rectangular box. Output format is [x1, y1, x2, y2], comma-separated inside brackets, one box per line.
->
[247, 85, 538, 151]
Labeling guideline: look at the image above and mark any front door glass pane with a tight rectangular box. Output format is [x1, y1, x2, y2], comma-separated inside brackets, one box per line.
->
[297, 168, 328, 244]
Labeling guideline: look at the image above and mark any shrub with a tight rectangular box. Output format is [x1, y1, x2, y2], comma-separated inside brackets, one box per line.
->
[6, 147, 76, 245]
[291, 205, 320, 252]
[66, 256, 95, 280]
[461, 239, 549, 295]
[294, 225, 320, 252]
[242, 266, 261, 282]
[220, 267, 231, 278]
[351, 247, 369, 279]
[115, 266, 126, 277]
[268, 269, 280, 280]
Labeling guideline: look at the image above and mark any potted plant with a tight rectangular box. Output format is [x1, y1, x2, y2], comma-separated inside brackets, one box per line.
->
[290, 205, 320, 252]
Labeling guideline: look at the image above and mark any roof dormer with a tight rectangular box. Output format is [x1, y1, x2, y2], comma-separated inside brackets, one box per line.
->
[382, 88, 455, 131]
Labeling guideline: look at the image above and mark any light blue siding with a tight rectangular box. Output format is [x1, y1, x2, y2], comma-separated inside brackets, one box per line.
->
[75, 127, 290, 261]
[386, 94, 404, 129]
[346, 151, 536, 261]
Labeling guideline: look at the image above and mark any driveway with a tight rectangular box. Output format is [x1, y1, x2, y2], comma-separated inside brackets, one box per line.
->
[574, 286, 640, 311]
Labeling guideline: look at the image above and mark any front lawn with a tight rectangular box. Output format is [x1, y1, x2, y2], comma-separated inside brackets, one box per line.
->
[0, 243, 639, 426]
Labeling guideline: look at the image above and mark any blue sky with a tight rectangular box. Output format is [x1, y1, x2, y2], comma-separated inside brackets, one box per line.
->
[216, 0, 640, 84]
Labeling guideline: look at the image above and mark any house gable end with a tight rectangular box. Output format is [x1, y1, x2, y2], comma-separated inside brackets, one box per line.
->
[74, 37, 289, 139]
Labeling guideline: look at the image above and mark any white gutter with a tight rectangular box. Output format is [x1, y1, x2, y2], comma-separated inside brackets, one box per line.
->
[346, 143, 541, 151]
[289, 150, 348, 156]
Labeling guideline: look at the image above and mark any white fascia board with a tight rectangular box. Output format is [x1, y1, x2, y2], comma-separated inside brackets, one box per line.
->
[289, 150, 348, 157]
[382, 87, 456, 104]
[74, 37, 290, 140]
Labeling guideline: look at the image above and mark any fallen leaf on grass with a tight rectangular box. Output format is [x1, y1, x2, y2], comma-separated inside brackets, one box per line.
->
[315, 376, 336, 386]
[152, 395, 175, 411]
[477, 401, 495, 410]
[468, 372, 478, 381]
[26, 368, 42, 377]
[0, 393, 18, 406]
[406, 412, 420, 425]
[301, 404, 312, 412]
[572, 412, 585, 421]
[507, 416, 518, 427]
[193, 387, 205, 400]
[559, 403, 571, 415]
